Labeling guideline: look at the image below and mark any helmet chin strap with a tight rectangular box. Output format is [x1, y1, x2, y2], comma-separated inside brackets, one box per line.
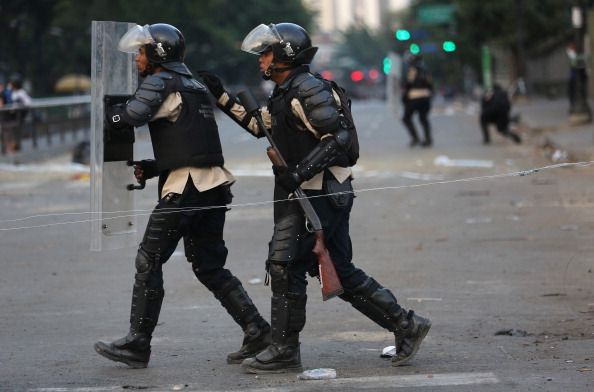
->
[271, 64, 293, 73]
[261, 62, 293, 81]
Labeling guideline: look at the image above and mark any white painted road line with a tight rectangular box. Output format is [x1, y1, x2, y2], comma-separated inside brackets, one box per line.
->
[29, 372, 499, 392]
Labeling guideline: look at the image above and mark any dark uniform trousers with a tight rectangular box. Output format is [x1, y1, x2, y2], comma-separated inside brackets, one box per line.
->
[270, 181, 367, 295]
[139, 180, 233, 294]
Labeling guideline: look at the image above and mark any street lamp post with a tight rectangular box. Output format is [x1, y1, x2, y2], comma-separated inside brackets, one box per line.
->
[569, 1, 592, 125]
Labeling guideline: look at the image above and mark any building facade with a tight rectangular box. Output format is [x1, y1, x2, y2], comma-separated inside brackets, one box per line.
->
[303, 0, 408, 33]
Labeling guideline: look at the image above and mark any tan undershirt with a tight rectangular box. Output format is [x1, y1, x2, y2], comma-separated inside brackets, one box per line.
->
[154, 92, 235, 198]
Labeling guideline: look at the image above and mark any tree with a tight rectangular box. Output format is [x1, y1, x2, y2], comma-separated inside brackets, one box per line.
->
[0, 0, 313, 95]
[335, 25, 391, 69]
[454, 0, 571, 80]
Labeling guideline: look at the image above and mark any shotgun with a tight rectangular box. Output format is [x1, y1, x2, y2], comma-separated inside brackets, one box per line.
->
[237, 90, 343, 301]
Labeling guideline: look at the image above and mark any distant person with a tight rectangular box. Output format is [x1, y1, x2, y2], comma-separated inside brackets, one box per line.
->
[401, 55, 433, 147]
[480, 84, 521, 145]
[3, 75, 30, 152]
[10, 76, 32, 107]
[0, 83, 5, 107]
[566, 41, 578, 110]
[2, 79, 13, 106]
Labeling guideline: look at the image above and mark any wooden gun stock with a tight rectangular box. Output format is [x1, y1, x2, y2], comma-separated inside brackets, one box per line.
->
[313, 232, 344, 300]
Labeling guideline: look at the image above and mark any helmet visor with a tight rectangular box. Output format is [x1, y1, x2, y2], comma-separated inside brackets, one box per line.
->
[241, 24, 282, 55]
[117, 24, 154, 53]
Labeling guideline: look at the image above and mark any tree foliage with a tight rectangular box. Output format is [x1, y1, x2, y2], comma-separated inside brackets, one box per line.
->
[335, 25, 391, 69]
[453, 0, 572, 76]
[0, 0, 312, 95]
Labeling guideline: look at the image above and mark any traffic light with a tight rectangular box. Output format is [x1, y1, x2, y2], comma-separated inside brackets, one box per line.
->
[395, 29, 411, 41]
[383, 57, 392, 75]
[350, 70, 364, 82]
[442, 41, 457, 52]
[409, 43, 421, 55]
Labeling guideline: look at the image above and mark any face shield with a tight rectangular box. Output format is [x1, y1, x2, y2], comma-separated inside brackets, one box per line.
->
[241, 24, 282, 55]
[117, 24, 154, 53]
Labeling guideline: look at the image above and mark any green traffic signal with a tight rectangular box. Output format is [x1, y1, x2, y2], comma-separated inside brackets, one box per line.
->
[409, 43, 420, 55]
[442, 41, 457, 52]
[383, 57, 392, 75]
[395, 29, 411, 41]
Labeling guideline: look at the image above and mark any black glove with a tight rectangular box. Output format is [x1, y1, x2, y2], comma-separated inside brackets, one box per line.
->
[197, 70, 225, 99]
[134, 159, 159, 181]
[273, 165, 302, 193]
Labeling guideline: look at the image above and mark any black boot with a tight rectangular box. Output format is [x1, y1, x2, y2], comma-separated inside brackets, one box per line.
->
[95, 261, 164, 368]
[392, 310, 431, 366]
[420, 124, 432, 147]
[241, 265, 306, 374]
[215, 280, 271, 364]
[242, 332, 302, 373]
[340, 277, 431, 366]
[94, 333, 151, 369]
[227, 320, 271, 364]
[509, 132, 522, 144]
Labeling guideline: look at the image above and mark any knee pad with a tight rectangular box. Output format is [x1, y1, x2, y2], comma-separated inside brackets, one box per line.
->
[135, 247, 155, 281]
[135, 246, 164, 286]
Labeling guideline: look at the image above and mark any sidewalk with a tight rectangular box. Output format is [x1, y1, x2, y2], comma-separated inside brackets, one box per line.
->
[0, 132, 83, 165]
[515, 98, 593, 161]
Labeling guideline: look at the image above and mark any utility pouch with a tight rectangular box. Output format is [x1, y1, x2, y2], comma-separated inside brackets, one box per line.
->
[323, 171, 353, 209]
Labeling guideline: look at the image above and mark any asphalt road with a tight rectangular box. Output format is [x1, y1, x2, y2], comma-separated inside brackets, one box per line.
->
[0, 99, 593, 391]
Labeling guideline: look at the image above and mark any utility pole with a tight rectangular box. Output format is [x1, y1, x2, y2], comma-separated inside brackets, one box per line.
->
[569, 0, 592, 125]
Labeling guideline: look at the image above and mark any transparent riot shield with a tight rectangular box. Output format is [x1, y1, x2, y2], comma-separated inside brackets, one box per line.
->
[90, 21, 138, 251]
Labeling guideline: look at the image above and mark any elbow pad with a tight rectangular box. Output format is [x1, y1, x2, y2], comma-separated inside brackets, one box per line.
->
[295, 127, 352, 181]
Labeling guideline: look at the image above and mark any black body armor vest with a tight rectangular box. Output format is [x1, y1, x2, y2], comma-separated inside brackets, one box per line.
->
[148, 73, 224, 171]
[267, 68, 350, 169]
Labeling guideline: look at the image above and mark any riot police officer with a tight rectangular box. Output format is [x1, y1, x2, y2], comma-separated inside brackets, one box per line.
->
[93, 23, 270, 368]
[198, 22, 431, 373]
[401, 55, 434, 147]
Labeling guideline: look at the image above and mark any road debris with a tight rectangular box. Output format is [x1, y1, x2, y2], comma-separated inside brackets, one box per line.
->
[298, 368, 337, 380]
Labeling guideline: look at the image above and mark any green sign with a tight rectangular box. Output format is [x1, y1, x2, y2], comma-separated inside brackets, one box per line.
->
[418, 4, 454, 25]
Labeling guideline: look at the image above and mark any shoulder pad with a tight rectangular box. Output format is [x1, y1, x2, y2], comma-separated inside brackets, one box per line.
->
[155, 71, 174, 80]
[293, 74, 339, 133]
[293, 73, 326, 98]
[182, 77, 207, 91]
[140, 74, 168, 92]
[125, 74, 170, 125]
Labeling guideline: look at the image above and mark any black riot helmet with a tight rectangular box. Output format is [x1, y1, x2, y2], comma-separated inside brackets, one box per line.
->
[118, 23, 191, 76]
[241, 23, 318, 66]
